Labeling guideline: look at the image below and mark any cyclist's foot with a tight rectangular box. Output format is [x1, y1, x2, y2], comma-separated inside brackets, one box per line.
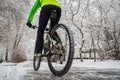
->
[34, 53, 42, 58]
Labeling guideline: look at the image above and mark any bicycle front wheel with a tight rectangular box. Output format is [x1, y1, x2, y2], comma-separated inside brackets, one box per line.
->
[47, 23, 74, 76]
[33, 55, 41, 71]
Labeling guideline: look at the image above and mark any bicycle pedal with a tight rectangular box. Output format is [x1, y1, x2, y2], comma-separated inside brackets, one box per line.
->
[41, 54, 46, 57]
[34, 54, 41, 57]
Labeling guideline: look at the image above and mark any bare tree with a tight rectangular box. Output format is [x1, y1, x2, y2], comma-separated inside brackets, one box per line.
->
[69, 0, 86, 61]
[96, 0, 120, 59]
[0, 0, 28, 62]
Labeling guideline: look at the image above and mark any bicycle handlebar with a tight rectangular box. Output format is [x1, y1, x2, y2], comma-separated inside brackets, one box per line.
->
[29, 25, 50, 32]
[29, 25, 38, 29]
[29, 25, 50, 31]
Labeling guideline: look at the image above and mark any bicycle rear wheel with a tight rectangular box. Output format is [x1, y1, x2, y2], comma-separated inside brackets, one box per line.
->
[47, 23, 74, 76]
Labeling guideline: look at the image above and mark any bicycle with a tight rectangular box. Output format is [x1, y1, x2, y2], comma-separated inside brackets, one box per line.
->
[30, 10, 74, 77]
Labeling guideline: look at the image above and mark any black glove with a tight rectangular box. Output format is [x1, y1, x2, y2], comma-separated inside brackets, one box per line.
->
[26, 22, 32, 28]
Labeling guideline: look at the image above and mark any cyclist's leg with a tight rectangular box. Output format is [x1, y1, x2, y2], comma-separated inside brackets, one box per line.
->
[50, 6, 61, 43]
[34, 6, 51, 54]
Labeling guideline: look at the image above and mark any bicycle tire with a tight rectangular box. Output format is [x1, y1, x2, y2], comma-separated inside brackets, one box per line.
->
[33, 31, 50, 71]
[33, 56, 41, 71]
[47, 23, 74, 76]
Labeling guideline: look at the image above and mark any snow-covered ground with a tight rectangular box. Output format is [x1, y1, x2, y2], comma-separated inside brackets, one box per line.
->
[72, 59, 120, 69]
[0, 60, 120, 80]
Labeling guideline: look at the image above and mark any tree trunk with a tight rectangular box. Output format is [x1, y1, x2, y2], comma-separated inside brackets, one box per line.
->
[5, 46, 9, 62]
[80, 52, 83, 62]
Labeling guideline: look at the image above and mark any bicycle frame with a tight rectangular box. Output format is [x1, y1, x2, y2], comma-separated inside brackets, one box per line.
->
[44, 29, 53, 44]
[42, 28, 53, 57]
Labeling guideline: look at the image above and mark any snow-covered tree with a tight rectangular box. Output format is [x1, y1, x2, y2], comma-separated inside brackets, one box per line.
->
[0, 0, 120, 62]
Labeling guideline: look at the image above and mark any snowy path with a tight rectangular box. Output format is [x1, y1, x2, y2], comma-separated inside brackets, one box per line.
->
[26, 67, 120, 80]
[0, 60, 120, 80]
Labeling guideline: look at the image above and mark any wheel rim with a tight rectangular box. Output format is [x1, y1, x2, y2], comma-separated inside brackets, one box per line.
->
[48, 24, 71, 72]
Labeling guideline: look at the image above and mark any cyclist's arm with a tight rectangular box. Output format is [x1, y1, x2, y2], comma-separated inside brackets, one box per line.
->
[27, 0, 41, 23]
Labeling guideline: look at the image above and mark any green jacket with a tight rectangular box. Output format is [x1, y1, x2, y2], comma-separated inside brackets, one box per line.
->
[27, 0, 61, 23]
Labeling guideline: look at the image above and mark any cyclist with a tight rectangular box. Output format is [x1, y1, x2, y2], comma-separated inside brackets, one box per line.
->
[26, 0, 61, 57]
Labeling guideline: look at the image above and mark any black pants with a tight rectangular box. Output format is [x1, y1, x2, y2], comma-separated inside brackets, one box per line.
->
[34, 5, 61, 53]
